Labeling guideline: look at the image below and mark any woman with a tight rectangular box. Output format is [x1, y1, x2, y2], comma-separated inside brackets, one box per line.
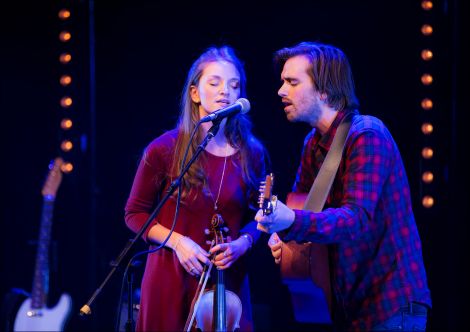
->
[125, 46, 268, 331]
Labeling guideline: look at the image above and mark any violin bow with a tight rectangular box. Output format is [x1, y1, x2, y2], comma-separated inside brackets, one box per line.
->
[183, 240, 215, 332]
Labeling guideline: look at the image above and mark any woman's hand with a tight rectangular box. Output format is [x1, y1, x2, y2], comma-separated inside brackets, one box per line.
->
[268, 232, 282, 264]
[209, 235, 251, 270]
[173, 236, 210, 276]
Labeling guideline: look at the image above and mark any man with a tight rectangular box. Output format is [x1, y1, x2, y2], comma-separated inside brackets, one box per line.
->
[256, 42, 431, 331]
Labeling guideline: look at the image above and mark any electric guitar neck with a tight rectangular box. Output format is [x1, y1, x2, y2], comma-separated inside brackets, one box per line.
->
[14, 158, 72, 332]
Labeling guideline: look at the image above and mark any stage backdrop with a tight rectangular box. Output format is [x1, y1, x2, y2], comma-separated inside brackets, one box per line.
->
[1, 1, 468, 331]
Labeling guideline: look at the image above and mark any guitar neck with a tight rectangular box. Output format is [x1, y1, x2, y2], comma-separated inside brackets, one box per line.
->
[31, 197, 55, 309]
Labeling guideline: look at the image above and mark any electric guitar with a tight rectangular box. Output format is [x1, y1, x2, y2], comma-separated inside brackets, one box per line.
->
[14, 158, 72, 331]
[259, 174, 332, 324]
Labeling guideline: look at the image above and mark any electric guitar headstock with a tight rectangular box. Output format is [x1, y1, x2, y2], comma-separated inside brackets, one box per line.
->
[41, 157, 64, 200]
[258, 173, 277, 216]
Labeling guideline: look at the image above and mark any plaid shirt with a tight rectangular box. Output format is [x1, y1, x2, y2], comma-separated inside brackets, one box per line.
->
[279, 109, 431, 331]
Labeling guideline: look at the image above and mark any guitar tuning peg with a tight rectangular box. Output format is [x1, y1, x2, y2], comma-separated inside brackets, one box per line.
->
[223, 227, 229, 233]
[206, 240, 212, 245]
[258, 173, 276, 215]
[204, 229, 210, 235]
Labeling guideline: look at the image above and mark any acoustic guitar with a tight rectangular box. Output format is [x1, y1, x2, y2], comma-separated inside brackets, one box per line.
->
[259, 175, 332, 324]
[14, 158, 72, 331]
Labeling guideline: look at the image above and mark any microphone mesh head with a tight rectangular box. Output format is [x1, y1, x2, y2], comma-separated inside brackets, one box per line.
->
[237, 98, 250, 114]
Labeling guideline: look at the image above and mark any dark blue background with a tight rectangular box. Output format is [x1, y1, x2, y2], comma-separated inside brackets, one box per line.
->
[1, 0, 468, 331]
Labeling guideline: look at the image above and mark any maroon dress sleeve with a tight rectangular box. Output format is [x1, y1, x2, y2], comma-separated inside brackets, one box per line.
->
[125, 130, 176, 241]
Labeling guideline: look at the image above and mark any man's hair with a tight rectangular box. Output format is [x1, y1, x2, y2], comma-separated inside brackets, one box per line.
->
[274, 41, 359, 111]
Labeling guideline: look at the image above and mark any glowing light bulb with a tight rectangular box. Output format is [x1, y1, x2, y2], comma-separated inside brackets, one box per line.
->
[422, 195, 434, 208]
[61, 140, 73, 152]
[421, 123, 433, 134]
[60, 118, 73, 130]
[421, 98, 433, 110]
[421, 147, 434, 159]
[421, 1, 433, 11]
[60, 96, 73, 108]
[421, 24, 433, 36]
[58, 9, 71, 20]
[421, 73, 433, 85]
[59, 31, 71, 42]
[59, 53, 72, 64]
[61, 162, 74, 173]
[422, 171, 434, 183]
[60, 75, 72, 86]
[421, 49, 433, 61]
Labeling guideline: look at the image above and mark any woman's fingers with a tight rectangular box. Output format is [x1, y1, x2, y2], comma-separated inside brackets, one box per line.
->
[175, 236, 210, 276]
[210, 243, 235, 270]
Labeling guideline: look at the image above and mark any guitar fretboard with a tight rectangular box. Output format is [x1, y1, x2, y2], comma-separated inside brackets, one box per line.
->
[31, 198, 54, 309]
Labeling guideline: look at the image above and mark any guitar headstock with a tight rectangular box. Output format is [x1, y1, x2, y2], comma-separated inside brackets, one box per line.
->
[41, 157, 64, 199]
[258, 173, 277, 216]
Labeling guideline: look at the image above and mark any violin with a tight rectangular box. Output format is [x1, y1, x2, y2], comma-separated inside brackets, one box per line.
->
[184, 214, 242, 332]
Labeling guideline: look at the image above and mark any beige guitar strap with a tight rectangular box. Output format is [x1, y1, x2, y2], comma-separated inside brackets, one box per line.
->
[303, 112, 354, 212]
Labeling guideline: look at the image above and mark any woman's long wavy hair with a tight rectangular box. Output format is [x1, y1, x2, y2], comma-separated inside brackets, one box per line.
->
[171, 46, 266, 205]
[274, 41, 359, 111]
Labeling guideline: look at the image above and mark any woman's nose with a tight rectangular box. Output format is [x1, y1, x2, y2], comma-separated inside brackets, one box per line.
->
[220, 84, 229, 95]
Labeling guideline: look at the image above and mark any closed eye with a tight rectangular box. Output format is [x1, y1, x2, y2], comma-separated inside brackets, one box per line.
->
[229, 79, 240, 90]
[281, 78, 298, 87]
[287, 78, 299, 86]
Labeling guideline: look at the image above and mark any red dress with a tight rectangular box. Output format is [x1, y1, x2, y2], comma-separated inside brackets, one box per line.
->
[125, 129, 260, 331]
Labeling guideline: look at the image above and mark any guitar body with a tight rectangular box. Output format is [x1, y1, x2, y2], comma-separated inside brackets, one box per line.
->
[14, 293, 72, 332]
[280, 192, 332, 324]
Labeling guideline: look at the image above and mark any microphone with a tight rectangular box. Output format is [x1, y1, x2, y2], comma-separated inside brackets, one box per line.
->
[199, 98, 250, 123]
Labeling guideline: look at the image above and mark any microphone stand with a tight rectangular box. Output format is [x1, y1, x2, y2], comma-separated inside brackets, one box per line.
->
[126, 266, 134, 332]
[123, 259, 141, 332]
[79, 120, 222, 320]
